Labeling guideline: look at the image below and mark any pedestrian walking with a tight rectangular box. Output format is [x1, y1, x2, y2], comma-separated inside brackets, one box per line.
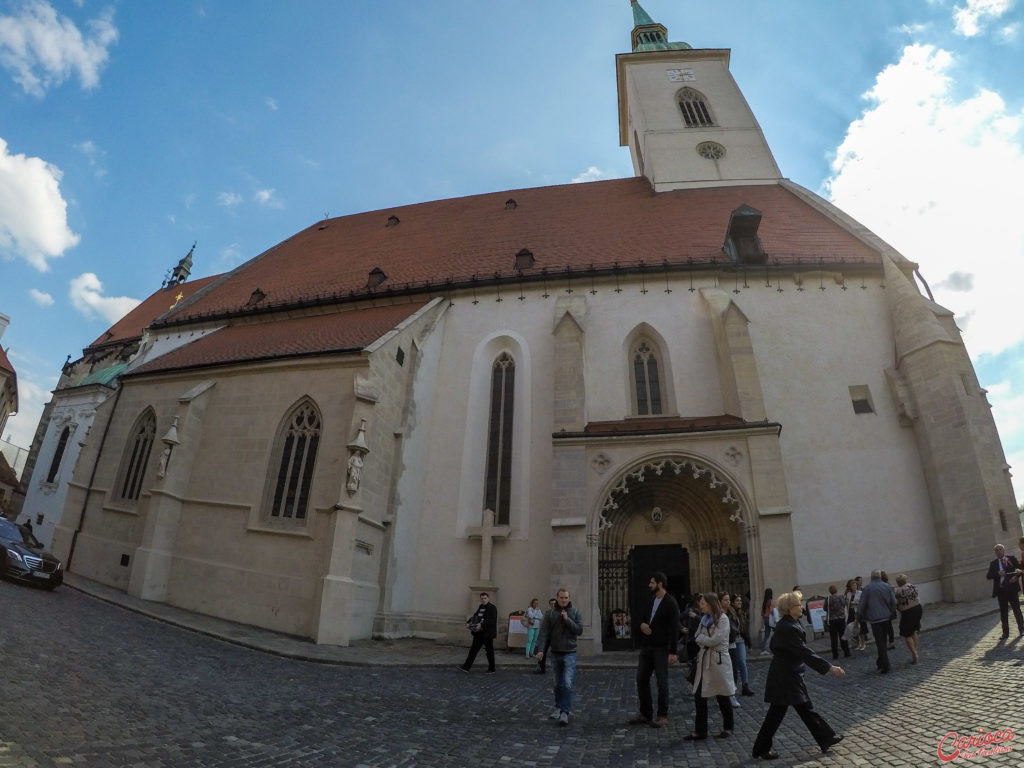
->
[534, 588, 584, 726]
[456, 592, 497, 673]
[986, 543, 1023, 639]
[825, 584, 850, 660]
[683, 593, 735, 742]
[535, 597, 556, 673]
[858, 570, 896, 673]
[751, 591, 846, 761]
[894, 574, 922, 663]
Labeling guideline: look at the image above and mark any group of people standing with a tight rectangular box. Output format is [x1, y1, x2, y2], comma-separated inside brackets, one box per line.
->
[454, 543, 1024, 761]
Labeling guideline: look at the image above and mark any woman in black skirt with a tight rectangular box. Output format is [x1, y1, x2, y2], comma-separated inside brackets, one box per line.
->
[894, 574, 923, 663]
[751, 591, 846, 760]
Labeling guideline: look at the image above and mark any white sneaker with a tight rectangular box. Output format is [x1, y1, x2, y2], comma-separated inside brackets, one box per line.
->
[760, 650, 772, 656]
[558, 711, 570, 726]
[549, 708, 562, 720]
[730, 696, 741, 708]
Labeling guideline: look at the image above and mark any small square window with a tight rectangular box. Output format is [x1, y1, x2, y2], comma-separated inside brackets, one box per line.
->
[849, 385, 874, 415]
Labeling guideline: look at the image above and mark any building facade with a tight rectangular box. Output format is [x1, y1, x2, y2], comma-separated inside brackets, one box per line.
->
[47, 4, 1019, 651]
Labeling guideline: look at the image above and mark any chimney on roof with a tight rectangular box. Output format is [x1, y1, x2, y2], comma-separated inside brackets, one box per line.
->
[723, 205, 765, 265]
[0, 313, 8, 341]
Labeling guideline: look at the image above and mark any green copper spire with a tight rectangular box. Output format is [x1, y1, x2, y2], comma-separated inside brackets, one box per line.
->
[629, 0, 691, 52]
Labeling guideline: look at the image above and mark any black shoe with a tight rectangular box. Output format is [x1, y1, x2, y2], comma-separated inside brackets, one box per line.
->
[879, 666, 890, 674]
[741, 684, 755, 696]
[715, 730, 731, 739]
[753, 751, 779, 760]
[683, 733, 707, 741]
[822, 735, 845, 753]
[455, 665, 469, 673]
[485, 669, 496, 674]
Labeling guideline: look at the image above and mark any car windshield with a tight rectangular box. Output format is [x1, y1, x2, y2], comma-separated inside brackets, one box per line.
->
[0, 519, 38, 547]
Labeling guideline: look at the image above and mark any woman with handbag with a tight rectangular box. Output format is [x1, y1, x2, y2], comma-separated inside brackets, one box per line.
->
[684, 593, 735, 741]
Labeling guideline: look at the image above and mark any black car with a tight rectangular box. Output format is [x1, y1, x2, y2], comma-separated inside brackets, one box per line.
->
[0, 518, 63, 589]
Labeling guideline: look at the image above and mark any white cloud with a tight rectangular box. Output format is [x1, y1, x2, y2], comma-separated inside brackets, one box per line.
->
[571, 166, 607, 184]
[825, 43, 1024, 359]
[28, 288, 53, 306]
[74, 139, 106, 177]
[0, 1, 118, 97]
[265, 96, 278, 111]
[953, 0, 1013, 37]
[68, 272, 140, 323]
[218, 191, 242, 208]
[254, 188, 282, 208]
[0, 137, 80, 271]
[218, 242, 246, 268]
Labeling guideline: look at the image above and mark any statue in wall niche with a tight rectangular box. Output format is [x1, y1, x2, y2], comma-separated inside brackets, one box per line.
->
[346, 451, 364, 493]
[346, 419, 370, 494]
[157, 445, 171, 479]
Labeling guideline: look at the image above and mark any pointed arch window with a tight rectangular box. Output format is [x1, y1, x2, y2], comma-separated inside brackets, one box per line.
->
[266, 399, 321, 522]
[484, 353, 515, 526]
[45, 426, 72, 484]
[116, 410, 156, 502]
[677, 87, 714, 128]
[633, 341, 664, 416]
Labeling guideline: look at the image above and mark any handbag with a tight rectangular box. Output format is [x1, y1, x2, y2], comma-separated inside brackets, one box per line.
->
[685, 660, 697, 684]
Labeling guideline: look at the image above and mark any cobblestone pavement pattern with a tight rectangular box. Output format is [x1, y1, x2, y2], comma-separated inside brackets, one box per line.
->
[0, 579, 1021, 767]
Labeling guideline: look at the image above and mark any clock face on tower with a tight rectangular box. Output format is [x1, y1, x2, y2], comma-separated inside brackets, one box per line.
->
[666, 68, 695, 82]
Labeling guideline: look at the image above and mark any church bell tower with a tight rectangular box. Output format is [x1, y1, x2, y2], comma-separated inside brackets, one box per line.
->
[616, 1, 782, 191]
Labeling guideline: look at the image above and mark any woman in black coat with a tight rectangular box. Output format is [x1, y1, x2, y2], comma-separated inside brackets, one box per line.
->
[751, 592, 846, 760]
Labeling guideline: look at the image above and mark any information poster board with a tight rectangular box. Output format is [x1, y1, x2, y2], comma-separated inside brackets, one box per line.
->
[507, 613, 528, 649]
[807, 598, 826, 634]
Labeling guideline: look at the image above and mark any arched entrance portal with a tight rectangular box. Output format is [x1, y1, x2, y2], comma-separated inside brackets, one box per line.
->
[596, 456, 750, 651]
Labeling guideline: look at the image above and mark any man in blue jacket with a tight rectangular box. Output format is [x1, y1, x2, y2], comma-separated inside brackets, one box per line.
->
[534, 588, 584, 726]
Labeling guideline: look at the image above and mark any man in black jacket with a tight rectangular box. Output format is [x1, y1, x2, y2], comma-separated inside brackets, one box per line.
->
[457, 592, 498, 672]
[986, 544, 1023, 639]
[627, 572, 680, 728]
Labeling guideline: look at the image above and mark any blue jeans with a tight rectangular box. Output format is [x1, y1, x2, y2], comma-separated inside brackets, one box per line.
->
[760, 617, 773, 651]
[551, 652, 577, 714]
[733, 639, 749, 686]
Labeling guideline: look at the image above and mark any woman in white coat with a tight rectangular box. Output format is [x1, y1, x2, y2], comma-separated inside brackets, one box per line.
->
[684, 592, 736, 741]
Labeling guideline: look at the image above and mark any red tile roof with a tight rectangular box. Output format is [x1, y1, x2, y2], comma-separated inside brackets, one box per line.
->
[85, 275, 221, 352]
[0, 451, 24, 494]
[159, 178, 879, 325]
[128, 301, 427, 376]
[0, 345, 14, 376]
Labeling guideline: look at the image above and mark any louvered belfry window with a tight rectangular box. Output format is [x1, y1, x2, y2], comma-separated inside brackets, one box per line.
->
[678, 87, 714, 127]
[118, 411, 156, 501]
[484, 353, 515, 525]
[46, 426, 71, 483]
[269, 400, 321, 520]
[633, 341, 663, 416]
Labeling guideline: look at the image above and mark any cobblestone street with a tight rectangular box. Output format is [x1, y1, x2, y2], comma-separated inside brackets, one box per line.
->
[0, 581, 1021, 767]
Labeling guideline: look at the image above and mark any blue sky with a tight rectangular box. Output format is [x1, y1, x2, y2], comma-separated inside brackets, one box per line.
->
[1, 0, 1023, 503]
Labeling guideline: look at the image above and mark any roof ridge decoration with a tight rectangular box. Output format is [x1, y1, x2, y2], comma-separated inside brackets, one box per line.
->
[630, 0, 691, 52]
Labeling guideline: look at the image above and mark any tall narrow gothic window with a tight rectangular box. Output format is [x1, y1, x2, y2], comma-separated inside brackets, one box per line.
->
[484, 353, 515, 525]
[633, 341, 663, 416]
[268, 400, 321, 521]
[677, 87, 714, 127]
[117, 411, 156, 502]
[45, 426, 71, 483]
